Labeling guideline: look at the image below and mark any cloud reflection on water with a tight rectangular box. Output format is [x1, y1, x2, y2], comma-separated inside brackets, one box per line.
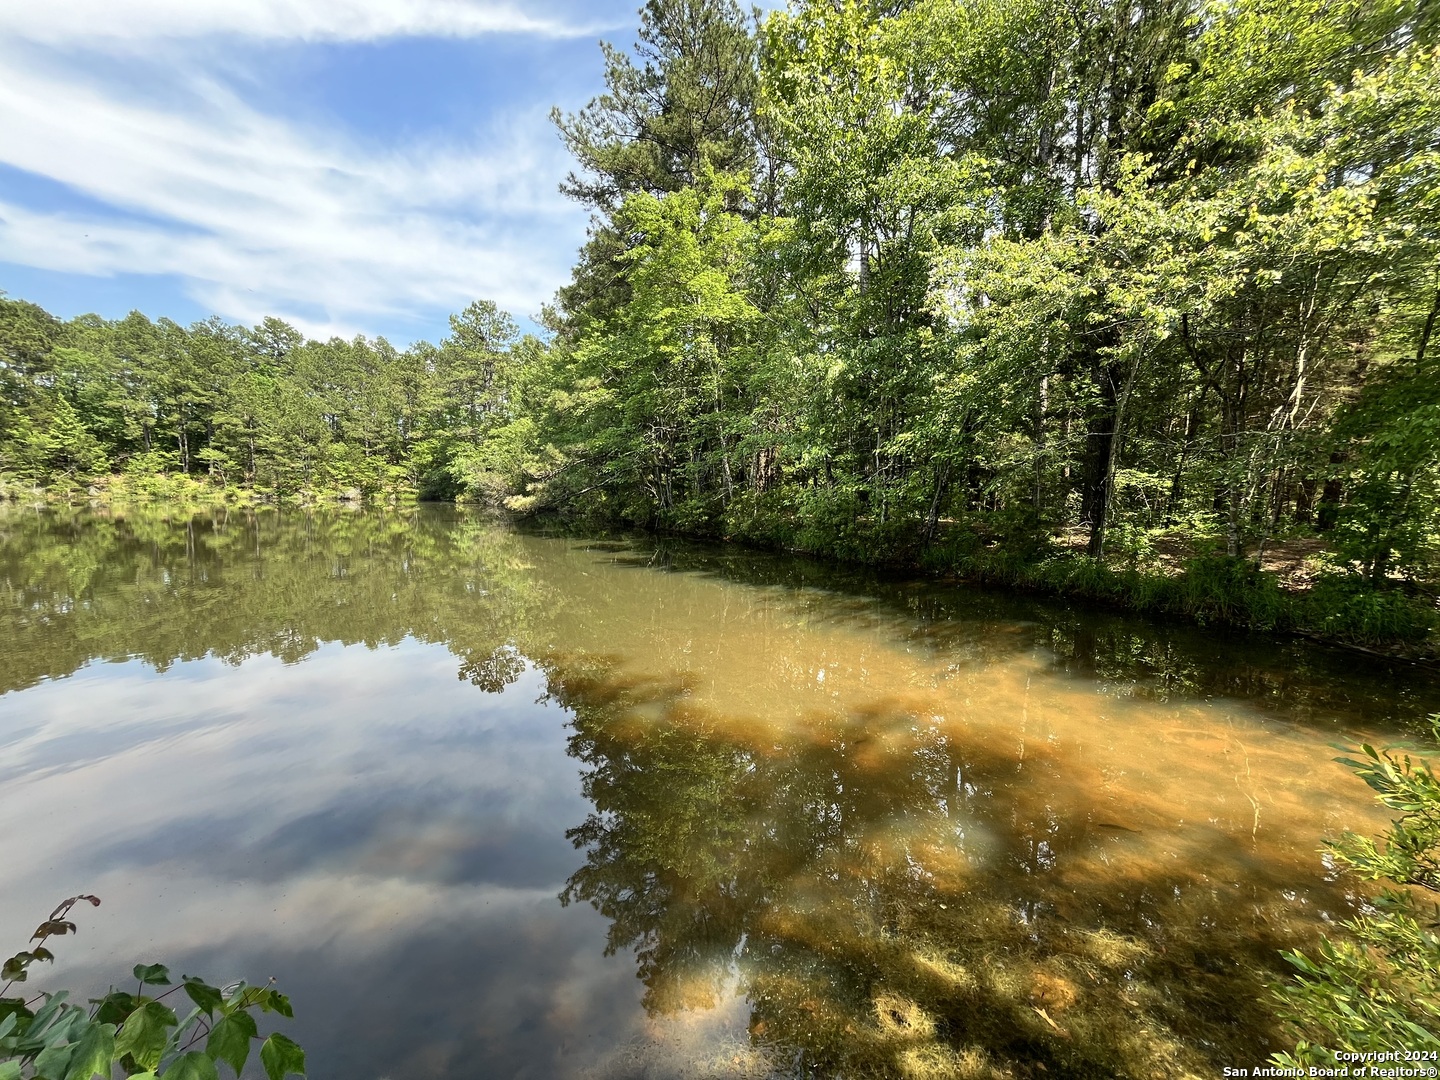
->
[2, 507, 1437, 1078]
[0, 637, 671, 1079]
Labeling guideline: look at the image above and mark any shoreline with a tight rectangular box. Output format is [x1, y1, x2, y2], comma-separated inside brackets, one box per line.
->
[5, 483, 1436, 663]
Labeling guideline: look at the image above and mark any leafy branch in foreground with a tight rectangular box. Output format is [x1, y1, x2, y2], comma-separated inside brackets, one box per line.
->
[1272, 718, 1440, 1065]
[0, 896, 305, 1080]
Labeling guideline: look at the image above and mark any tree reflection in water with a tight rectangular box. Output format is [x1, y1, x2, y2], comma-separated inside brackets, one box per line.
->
[551, 657, 1351, 1079]
[2, 506, 1429, 1079]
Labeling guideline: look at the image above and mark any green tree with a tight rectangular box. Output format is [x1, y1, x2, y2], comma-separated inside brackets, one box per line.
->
[552, 0, 758, 211]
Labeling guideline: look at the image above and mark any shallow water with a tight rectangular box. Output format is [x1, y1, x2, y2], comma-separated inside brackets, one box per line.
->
[0, 505, 1435, 1079]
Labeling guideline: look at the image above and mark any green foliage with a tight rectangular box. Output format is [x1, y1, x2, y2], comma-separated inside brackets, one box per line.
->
[1303, 574, 1438, 646]
[551, 0, 758, 211]
[0, 298, 535, 506]
[1, 897, 304, 1080]
[1160, 555, 1292, 629]
[1272, 721, 1440, 1064]
[6, 0, 1440, 655]
[498, 0, 1440, 651]
[1328, 352, 1440, 585]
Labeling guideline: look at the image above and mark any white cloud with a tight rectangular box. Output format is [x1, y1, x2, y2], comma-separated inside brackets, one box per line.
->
[0, 41, 589, 339]
[0, 0, 607, 46]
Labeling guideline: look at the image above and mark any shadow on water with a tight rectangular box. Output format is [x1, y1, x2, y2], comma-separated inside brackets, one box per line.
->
[3, 506, 1438, 1079]
[575, 533, 1440, 737]
[545, 655, 1358, 1079]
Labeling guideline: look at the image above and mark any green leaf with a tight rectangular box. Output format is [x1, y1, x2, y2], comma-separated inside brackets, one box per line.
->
[0, 998, 33, 1028]
[27, 992, 71, 1039]
[159, 1051, 218, 1080]
[259, 1033, 305, 1080]
[132, 965, 170, 987]
[31, 1007, 87, 1051]
[180, 978, 223, 1018]
[156, 1004, 204, 1066]
[34, 1039, 75, 1080]
[205, 1011, 257, 1077]
[90, 991, 137, 1028]
[218, 985, 249, 1017]
[0, 1059, 21, 1080]
[62, 1020, 115, 1080]
[114, 1000, 177, 1070]
[258, 991, 292, 1020]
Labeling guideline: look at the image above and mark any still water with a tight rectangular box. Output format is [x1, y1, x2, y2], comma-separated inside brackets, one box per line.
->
[1, 506, 1435, 1079]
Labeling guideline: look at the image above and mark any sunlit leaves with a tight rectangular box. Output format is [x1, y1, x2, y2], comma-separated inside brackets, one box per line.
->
[552, 0, 758, 211]
[1273, 717, 1440, 1062]
[259, 1033, 305, 1080]
[113, 1001, 177, 1070]
[59, 1021, 114, 1080]
[163, 1052, 220, 1080]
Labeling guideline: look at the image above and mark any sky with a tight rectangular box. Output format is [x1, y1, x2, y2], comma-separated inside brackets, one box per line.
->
[0, 0, 654, 345]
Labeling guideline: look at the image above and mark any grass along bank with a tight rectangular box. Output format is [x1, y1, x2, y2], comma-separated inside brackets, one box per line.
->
[643, 501, 1440, 658]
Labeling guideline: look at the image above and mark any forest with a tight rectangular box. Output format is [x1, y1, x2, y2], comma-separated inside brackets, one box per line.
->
[2, 0, 1438, 645]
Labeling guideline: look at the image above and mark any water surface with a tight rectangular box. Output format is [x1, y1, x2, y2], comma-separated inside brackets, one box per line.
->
[1, 506, 1435, 1079]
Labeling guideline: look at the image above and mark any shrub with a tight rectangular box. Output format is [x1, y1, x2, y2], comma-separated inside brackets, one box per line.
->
[1301, 574, 1437, 648]
[1, 896, 305, 1080]
[1271, 721, 1440, 1064]
[1162, 554, 1292, 629]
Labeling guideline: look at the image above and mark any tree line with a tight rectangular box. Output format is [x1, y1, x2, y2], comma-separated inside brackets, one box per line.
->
[0, 299, 528, 501]
[518, 0, 1440, 593]
[3, 0, 1438, 598]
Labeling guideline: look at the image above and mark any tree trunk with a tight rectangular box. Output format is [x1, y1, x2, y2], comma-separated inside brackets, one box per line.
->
[1417, 288, 1440, 363]
[1083, 349, 1141, 559]
[1033, 375, 1048, 515]
[923, 458, 951, 546]
[1166, 386, 1205, 522]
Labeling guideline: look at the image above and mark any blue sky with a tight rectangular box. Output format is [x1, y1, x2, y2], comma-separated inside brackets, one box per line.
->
[0, 1, 659, 345]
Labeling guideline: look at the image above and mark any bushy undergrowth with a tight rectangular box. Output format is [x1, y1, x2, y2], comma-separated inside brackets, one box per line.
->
[932, 547, 1299, 630]
[944, 551, 1435, 649]
[716, 502, 1438, 651]
[1301, 574, 1439, 648]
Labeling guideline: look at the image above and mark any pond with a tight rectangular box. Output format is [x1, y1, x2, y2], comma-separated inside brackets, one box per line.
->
[1, 505, 1435, 1079]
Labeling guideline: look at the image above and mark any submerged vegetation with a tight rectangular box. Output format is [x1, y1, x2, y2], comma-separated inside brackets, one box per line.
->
[7, 504, 1440, 1076]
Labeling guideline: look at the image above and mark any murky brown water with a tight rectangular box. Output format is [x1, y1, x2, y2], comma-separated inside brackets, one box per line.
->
[1, 505, 1435, 1079]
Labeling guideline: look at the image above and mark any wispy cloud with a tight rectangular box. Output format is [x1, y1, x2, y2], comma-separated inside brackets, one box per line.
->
[0, 34, 591, 339]
[0, 0, 609, 46]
